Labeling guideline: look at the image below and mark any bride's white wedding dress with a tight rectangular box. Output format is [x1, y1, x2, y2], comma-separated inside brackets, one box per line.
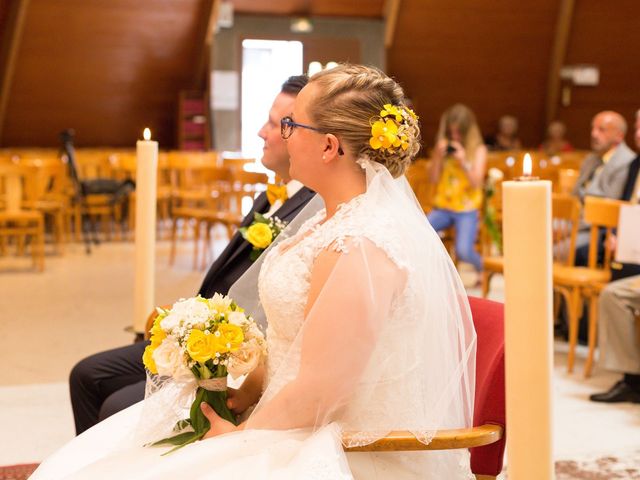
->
[31, 160, 476, 479]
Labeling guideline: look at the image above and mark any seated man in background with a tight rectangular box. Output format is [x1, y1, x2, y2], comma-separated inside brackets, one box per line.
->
[572, 111, 635, 202]
[573, 110, 636, 265]
[69, 75, 316, 435]
[590, 115, 640, 403]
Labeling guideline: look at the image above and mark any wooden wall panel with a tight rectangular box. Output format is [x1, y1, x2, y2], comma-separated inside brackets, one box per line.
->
[387, 0, 558, 152]
[2, 0, 210, 148]
[231, 0, 384, 18]
[556, 0, 640, 149]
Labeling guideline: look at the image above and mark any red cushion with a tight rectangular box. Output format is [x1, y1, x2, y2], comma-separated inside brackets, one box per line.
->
[468, 296, 506, 476]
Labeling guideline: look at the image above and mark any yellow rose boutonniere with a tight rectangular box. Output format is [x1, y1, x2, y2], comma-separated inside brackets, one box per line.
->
[245, 223, 272, 249]
[239, 213, 287, 261]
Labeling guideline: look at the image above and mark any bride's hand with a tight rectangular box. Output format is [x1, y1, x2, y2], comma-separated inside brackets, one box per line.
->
[200, 403, 241, 439]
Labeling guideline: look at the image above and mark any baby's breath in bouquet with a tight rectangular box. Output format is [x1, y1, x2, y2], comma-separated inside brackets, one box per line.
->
[142, 294, 266, 453]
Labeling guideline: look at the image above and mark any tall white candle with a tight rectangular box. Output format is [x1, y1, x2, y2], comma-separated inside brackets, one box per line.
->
[502, 156, 554, 479]
[134, 128, 158, 334]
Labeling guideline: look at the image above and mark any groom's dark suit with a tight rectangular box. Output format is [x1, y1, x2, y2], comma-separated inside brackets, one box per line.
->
[70, 187, 316, 434]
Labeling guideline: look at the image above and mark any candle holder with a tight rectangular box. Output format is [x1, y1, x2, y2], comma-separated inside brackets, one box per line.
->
[515, 175, 540, 181]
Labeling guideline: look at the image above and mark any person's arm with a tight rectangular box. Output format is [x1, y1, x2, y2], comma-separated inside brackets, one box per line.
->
[451, 142, 487, 189]
[244, 239, 404, 431]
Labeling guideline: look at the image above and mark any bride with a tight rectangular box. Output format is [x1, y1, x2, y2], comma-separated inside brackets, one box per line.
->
[32, 65, 476, 479]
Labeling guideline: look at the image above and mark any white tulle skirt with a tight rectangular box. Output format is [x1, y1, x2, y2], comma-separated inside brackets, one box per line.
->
[30, 401, 354, 480]
[30, 401, 472, 479]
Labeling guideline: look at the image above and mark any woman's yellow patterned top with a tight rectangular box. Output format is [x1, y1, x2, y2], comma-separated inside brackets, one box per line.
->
[433, 158, 483, 212]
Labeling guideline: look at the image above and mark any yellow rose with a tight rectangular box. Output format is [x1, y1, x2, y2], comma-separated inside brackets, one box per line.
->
[149, 320, 166, 345]
[217, 323, 245, 352]
[142, 344, 158, 374]
[186, 329, 216, 363]
[245, 223, 273, 249]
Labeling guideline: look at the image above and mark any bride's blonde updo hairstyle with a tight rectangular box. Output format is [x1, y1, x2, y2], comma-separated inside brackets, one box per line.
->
[307, 64, 421, 178]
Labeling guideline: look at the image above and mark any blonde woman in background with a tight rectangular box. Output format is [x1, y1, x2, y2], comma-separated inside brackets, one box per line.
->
[428, 103, 487, 275]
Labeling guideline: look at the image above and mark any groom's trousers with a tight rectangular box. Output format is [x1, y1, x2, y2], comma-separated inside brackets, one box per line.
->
[69, 341, 148, 434]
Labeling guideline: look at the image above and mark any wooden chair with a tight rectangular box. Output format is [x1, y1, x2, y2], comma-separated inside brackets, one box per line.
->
[0, 164, 45, 270]
[168, 152, 230, 268]
[19, 156, 69, 254]
[197, 170, 267, 270]
[343, 297, 506, 479]
[405, 158, 434, 213]
[222, 156, 255, 172]
[553, 196, 625, 377]
[557, 168, 580, 195]
[482, 194, 580, 297]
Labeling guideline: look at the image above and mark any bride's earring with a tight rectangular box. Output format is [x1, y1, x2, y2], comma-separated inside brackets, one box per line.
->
[322, 154, 326, 160]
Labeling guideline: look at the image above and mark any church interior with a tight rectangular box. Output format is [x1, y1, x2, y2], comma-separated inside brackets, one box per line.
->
[1, 1, 639, 478]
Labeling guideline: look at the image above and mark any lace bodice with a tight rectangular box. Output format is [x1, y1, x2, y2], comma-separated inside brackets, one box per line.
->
[258, 193, 408, 390]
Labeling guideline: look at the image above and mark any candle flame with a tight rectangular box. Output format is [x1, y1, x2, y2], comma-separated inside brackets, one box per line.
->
[523, 153, 532, 176]
[143, 128, 151, 141]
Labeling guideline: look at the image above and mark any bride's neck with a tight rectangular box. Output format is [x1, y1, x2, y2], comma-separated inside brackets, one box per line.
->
[318, 170, 366, 221]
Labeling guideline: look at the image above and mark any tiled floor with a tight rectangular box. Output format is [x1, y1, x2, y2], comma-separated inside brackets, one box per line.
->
[1, 239, 639, 472]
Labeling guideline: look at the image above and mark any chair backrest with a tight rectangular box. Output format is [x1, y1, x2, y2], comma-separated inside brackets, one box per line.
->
[468, 296, 506, 477]
[405, 158, 434, 213]
[0, 164, 24, 212]
[583, 196, 626, 269]
[552, 193, 580, 266]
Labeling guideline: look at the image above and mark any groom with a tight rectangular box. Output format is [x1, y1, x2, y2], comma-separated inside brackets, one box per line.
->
[69, 75, 315, 434]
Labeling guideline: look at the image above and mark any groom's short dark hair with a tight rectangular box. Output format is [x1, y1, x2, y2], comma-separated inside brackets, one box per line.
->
[281, 75, 308, 95]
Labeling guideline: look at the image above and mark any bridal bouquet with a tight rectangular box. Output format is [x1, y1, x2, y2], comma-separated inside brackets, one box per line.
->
[239, 213, 287, 260]
[142, 294, 266, 453]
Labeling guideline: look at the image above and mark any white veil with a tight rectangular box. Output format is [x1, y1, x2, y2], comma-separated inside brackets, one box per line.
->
[244, 157, 477, 452]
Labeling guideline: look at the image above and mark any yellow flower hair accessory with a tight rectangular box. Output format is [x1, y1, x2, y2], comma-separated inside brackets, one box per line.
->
[369, 104, 417, 153]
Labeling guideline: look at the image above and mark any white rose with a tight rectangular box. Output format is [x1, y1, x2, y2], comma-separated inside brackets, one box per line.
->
[208, 293, 233, 313]
[227, 339, 264, 379]
[227, 311, 248, 327]
[153, 339, 191, 379]
[244, 321, 265, 341]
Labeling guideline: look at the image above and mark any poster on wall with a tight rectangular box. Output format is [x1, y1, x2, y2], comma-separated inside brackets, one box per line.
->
[211, 70, 239, 110]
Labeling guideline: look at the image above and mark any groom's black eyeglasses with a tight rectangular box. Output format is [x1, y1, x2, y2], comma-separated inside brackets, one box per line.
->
[280, 116, 344, 155]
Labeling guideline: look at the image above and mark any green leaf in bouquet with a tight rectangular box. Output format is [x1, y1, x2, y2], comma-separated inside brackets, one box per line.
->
[254, 213, 268, 223]
[249, 248, 262, 261]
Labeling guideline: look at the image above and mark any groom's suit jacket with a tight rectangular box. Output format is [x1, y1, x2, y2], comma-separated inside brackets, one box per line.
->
[198, 187, 316, 298]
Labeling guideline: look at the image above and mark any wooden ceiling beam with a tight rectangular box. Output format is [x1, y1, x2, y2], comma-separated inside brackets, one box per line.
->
[384, 0, 401, 48]
[545, 0, 575, 126]
[0, 0, 30, 145]
[193, 0, 217, 90]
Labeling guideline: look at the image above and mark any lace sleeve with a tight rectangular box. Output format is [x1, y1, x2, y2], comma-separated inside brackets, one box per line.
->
[245, 236, 406, 431]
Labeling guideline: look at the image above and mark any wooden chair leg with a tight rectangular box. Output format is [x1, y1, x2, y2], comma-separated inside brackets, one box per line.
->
[201, 221, 211, 271]
[193, 219, 201, 271]
[17, 232, 25, 256]
[481, 271, 492, 298]
[567, 288, 581, 373]
[169, 217, 178, 266]
[128, 197, 136, 238]
[55, 212, 64, 254]
[74, 206, 82, 242]
[584, 294, 599, 378]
